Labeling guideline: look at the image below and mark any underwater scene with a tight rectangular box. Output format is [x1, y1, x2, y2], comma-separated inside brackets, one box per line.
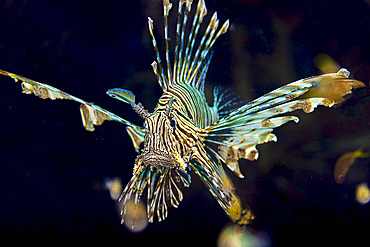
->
[0, 0, 369, 246]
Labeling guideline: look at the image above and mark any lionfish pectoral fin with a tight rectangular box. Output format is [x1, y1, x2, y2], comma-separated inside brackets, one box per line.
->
[190, 157, 254, 224]
[213, 86, 248, 118]
[189, 148, 252, 221]
[120, 164, 191, 223]
[204, 131, 278, 178]
[302, 68, 367, 105]
[147, 167, 191, 222]
[203, 69, 366, 176]
[226, 194, 255, 225]
[0, 70, 140, 132]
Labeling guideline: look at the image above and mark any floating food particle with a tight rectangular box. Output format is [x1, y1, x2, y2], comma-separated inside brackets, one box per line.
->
[355, 182, 370, 205]
[122, 198, 148, 233]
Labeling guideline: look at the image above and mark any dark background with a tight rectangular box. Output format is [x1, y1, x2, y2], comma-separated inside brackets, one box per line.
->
[0, 0, 369, 245]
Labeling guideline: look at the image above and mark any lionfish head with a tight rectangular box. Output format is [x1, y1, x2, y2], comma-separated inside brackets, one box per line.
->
[106, 88, 192, 170]
[139, 96, 195, 172]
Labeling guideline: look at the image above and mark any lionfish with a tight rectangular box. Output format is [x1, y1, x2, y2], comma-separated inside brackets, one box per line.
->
[0, 0, 366, 225]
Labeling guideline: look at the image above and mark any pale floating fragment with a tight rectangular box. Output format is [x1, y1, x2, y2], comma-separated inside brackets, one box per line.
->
[356, 182, 370, 205]
[122, 198, 148, 232]
[218, 223, 270, 247]
[104, 177, 123, 201]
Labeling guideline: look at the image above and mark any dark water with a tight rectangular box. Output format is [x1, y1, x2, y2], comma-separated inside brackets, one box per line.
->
[0, 0, 369, 245]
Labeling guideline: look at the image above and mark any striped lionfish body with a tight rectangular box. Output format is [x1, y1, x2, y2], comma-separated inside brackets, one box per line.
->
[0, 0, 366, 225]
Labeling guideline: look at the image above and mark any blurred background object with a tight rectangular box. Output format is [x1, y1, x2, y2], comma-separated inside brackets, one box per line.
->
[217, 223, 271, 247]
[355, 182, 370, 205]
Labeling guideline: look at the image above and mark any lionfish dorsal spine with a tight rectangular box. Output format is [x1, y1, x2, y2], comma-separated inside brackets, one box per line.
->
[148, 17, 167, 91]
[175, 0, 192, 84]
[193, 18, 229, 91]
[148, 0, 229, 93]
[163, 0, 173, 84]
[186, 11, 217, 84]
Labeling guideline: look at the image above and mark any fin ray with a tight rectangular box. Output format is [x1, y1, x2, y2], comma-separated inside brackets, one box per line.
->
[148, 0, 228, 93]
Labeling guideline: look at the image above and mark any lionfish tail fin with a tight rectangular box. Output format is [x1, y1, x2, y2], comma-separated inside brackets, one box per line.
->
[148, 0, 229, 92]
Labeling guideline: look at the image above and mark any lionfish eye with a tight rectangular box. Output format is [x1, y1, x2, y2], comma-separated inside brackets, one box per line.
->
[170, 119, 176, 128]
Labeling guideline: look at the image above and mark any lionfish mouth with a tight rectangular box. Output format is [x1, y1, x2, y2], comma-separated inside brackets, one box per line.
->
[141, 150, 174, 169]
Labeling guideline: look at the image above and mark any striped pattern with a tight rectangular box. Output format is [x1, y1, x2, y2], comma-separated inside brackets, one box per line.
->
[119, 0, 365, 225]
[1, 0, 365, 226]
[159, 84, 218, 128]
[118, 0, 253, 224]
